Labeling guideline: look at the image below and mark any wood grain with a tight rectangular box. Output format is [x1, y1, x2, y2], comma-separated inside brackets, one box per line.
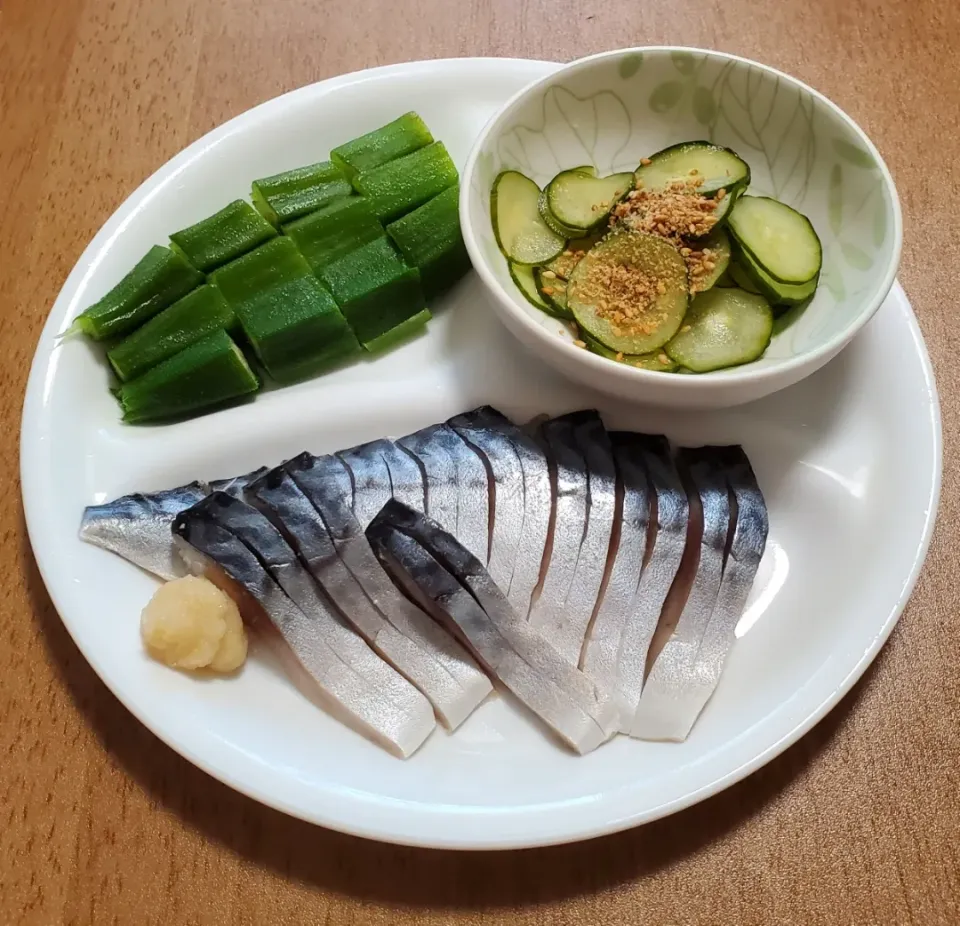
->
[2, 0, 959, 923]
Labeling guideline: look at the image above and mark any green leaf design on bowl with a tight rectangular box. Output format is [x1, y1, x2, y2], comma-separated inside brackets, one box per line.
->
[841, 242, 873, 270]
[650, 81, 684, 113]
[693, 86, 717, 124]
[618, 54, 643, 79]
[833, 138, 875, 169]
[829, 164, 843, 234]
[670, 51, 696, 75]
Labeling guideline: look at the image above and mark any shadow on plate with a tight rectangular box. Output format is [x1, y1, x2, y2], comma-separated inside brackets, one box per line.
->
[22, 508, 878, 910]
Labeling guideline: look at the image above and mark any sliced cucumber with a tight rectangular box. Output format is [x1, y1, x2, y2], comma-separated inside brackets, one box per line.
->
[567, 230, 689, 354]
[534, 267, 571, 317]
[728, 262, 762, 294]
[727, 195, 822, 284]
[492, 171, 565, 265]
[689, 227, 732, 293]
[665, 288, 773, 372]
[581, 332, 678, 372]
[715, 268, 736, 287]
[635, 142, 750, 197]
[545, 168, 634, 231]
[735, 243, 819, 306]
[510, 262, 552, 314]
[538, 190, 587, 238]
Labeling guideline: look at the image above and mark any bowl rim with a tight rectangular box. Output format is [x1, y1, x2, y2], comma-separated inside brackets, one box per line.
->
[459, 45, 903, 389]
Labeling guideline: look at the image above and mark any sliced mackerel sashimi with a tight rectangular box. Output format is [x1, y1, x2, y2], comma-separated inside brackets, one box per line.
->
[172, 494, 435, 758]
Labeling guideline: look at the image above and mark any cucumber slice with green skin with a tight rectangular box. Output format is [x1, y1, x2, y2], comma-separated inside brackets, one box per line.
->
[318, 235, 427, 348]
[283, 195, 384, 273]
[509, 262, 565, 318]
[492, 171, 565, 265]
[581, 332, 678, 371]
[211, 237, 361, 382]
[252, 160, 353, 226]
[543, 235, 602, 279]
[734, 241, 819, 306]
[170, 200, 278, 273]
[727, 195, 822, 284]
[386, 185, 471, 299]
[533, 267, 571, 317]
[635, 142, 750, 197]
[69, 245, 204, 341]
[728, 261, 761, 294]
[665, 287, 773, 372]
[567, 230, 689, 354]
[538, 190, 588, 238]
[714, 268, 737, 287]
[107, 284, 235, 382]
[331, 112, 434, 180]
[118, 330, 260, 423]
[689, 227, 732, 293]
[546, 169, 634, 231]
[353, 141, 458, 223]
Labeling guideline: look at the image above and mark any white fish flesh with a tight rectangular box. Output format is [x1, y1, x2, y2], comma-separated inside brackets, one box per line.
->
[631, 447, 730, 741]
[285, 453, 492, 729]
[398, 423, 489, 563]
[612, 435, 689, 732]
[172, 495, 435, 757]
[579, 432, 652, 711]
[447, 407, 524, 595]
[367, 500, 617, 754]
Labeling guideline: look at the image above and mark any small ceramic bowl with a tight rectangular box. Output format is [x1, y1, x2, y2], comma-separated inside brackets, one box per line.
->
[460, 47, 902, 409]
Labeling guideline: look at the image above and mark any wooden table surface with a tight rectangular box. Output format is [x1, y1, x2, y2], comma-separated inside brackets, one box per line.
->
[3, 0, 959, 923]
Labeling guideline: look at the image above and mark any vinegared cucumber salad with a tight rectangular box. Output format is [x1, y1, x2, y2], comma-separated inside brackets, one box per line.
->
[492, 142, 822, 373]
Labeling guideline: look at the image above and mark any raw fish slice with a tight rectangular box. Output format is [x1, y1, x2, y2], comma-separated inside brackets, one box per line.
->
[285, 453, 493, 729]
[447, 407, 525, 594]
[197, 489, 435, 730]
[378, 440, 426, 511]
[631, 447, 730, 741]
[79, 482, 209, 580]
[558, 411, 617, 666]
[580, 432, 652, 708]
[337, 441, 393, 528]
[399, 423, 489, 563]
[367, 506, 613, 754]
[209, 465, 271, 497]
[527, 413, 591, 653]
[660, 447, 767, 735]
[474, 412, 553, 618]
[614, 436, 689, 732]
[172, 499, 434, 758]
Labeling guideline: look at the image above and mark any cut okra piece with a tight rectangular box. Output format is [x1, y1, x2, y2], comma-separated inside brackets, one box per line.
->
[69, 245, 204, 341]
[318, 235, 427, 348]
[363, 308, 431, 354]
[251, 160, 353, 226]
[386, 185, 470, 298]
[331, 112, 433, 180]
[170, 200, 277, 273]
[283, 196, 384, 273]
[353, 141, 458, 223]
[118, 330, 259, 423]
[107, 284, 235, 382]
[211, 237, 361, 383]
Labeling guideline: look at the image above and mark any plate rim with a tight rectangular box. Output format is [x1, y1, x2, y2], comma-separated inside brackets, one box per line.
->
[20, 57, 943, 850]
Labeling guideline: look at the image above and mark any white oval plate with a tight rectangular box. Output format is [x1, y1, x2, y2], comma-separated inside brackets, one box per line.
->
[21, 58, 941, 850]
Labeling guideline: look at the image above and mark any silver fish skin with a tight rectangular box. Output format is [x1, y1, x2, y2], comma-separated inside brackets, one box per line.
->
[527, 413, 591, 654]
[171, 496, 434, 758]
[558, 411, 618, 666]
[204, 486, 436, 733]
[631, 447, 730, 741]
[580, 432, 652, 711]
[79, 482, 209, 580]
[378, 440, 426, 512]
[661, 447, 767, 737]
[398, 423, 489, 563]
[370, 500, 618, 747]
[285, 453, 492, 729]
[367, 504, 613, 755]
[447, 407, 524, 595]
[209, 466, 271, 497]
[613, 435, 689, 732]
[336, 441, 393, 528]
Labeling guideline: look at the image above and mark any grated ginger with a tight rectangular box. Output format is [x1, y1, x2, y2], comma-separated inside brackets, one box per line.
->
[141, 575, 247, 673]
